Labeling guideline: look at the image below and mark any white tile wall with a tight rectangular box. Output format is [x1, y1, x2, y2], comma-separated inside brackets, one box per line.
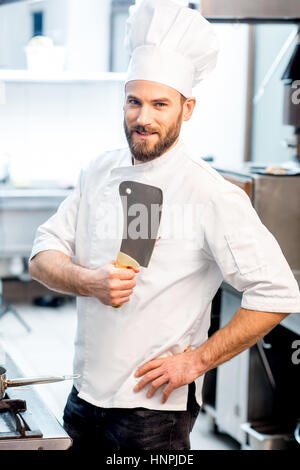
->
[0, 80, 127, 185]
[0, 24, 249, 186]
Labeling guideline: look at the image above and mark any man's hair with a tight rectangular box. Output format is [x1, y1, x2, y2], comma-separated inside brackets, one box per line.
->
[180, 94, 187, 106]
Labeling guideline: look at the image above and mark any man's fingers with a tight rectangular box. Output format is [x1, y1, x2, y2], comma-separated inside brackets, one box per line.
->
[113, 268, 136, 280]
[118, 281, 136, 291]
[135, 359, 164, 378]
[146, 375, 168, 398]
[108, 277, 136, 291]
[119, 289, 134, 296]
[111, 263, 140, 279]
[161, 383, 174, 404]
[129, 266, 140, 273]
[134, 368, 163, 392]
[111, 297, 130, 306]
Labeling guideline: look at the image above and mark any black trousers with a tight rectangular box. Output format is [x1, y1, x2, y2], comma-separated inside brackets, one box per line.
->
[63, 383, 200, 451]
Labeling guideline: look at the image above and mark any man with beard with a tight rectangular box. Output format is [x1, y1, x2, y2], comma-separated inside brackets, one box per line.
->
[123, 81, 188, 164]
[28, 0, 300, 452]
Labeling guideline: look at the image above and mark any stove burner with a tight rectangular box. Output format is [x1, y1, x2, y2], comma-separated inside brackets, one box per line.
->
[0, 397, 42, 439]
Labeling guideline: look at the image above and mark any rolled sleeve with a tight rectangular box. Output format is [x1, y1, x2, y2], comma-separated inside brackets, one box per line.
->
[29, 171, 83, 262]
[202, 183, 300, 313]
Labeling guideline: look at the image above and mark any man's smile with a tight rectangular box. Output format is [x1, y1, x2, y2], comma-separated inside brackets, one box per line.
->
[133, 130, 158, 140]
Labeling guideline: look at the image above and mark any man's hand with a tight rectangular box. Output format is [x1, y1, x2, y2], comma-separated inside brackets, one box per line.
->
[82, 261, 139, 306]
[133, 308, 290, 403]
[133, 347, 200, 403]
[29, 251, 139, 307]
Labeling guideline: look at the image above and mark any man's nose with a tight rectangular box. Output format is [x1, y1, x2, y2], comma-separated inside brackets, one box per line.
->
[137, 105, 152, 127]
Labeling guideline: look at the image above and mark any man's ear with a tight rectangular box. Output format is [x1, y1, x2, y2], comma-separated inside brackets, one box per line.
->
[182, 97, 196, 122]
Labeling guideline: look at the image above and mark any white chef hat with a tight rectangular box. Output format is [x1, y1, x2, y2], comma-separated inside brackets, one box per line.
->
[124, 0, 219, 98]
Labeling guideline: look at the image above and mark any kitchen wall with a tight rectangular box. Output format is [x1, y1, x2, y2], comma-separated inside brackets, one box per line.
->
[0, 80, 126, 185]
[0, 0, 30, 69]
[182, 23, 249, 167]
[0, 2, 249, 185]
[0, 0, 111, 71]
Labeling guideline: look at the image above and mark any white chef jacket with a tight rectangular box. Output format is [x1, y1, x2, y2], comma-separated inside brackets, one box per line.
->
[30, 140, 300, 411]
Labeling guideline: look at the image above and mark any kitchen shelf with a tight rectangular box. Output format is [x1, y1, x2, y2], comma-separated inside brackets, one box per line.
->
[0, 69, 126, 84]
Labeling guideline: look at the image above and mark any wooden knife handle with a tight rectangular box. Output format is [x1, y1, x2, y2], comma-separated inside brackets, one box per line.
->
[113, 252, 140, 308]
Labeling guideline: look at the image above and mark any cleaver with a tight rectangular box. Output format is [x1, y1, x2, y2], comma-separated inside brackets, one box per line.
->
[114, 181, 163, 307]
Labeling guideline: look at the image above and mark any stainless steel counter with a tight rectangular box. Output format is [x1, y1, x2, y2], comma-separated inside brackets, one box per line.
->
[0, 353, 72, 450]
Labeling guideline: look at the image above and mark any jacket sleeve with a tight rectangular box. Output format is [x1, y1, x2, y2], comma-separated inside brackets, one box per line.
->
[202, 183, 300, 313]
[29, 170, 84, 262]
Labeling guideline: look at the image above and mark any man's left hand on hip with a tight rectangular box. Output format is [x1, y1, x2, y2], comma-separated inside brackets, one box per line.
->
[133, 347, 200, 403]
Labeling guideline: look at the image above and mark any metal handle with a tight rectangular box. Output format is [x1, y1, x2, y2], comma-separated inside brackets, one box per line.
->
[295, 423, 300, 445]
[256, 340, 276, 390]
[6, 374, 80, 388]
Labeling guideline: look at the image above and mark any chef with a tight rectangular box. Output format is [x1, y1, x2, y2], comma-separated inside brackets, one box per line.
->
[29, 0, 300, 451]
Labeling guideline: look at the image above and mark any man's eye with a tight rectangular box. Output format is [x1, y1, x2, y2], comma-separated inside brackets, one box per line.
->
[155, 103, 166, 108]
[128, 99, 139, 105]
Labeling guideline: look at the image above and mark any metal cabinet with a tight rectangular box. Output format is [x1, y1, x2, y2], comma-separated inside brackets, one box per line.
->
[208, 282, 300, 448]
[215, 284, 249, 445]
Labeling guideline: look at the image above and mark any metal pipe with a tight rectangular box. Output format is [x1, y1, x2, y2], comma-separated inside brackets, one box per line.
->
[0, 366, 79, 400]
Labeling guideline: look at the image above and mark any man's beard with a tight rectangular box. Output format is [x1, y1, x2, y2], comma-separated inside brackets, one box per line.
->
[123, 113, 182, 163]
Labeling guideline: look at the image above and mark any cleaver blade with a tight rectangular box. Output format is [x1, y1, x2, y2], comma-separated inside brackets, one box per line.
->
[116, 180, 163, 269]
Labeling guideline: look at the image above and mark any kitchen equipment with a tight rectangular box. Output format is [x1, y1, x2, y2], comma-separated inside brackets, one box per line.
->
[0, 353, 72, 449]
[282, 28, 300, 162]
[199, 0, 300, 165]
[241, 422, 297, 450]
[116, 180, 163, 269]
[0, 188, 70, 330]
[0, 398, 42, 440]
[199, 0, 300, 23]
[0, 366, 79, 400]
[213, 164, 300, 287]
[209, 282, 300, 448]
